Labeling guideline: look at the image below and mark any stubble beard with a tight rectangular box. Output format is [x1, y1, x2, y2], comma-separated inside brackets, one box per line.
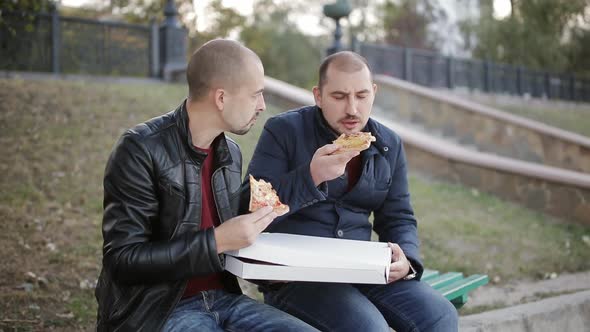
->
[231, 111, 260, 136]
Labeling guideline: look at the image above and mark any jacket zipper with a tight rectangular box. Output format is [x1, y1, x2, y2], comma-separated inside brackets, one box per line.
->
[160, 165, 230, 331]
[212, 166, 228, 224]
[160, 161, 190, 332]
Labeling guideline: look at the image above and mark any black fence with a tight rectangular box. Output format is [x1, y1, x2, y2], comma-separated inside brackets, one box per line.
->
[360, 43, 590, 102]
[1, 11, 157, 77]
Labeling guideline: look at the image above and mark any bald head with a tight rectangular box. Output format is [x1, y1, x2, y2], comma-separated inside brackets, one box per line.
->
[186, 39, 262, 100]
[318, 51, 372, 91]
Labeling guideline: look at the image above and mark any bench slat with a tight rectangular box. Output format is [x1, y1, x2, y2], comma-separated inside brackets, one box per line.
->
[421, 269, 440, 282]
[437, 274, 489, 303]
[424, 272, 464, 289]
[419, 269, 489, 309]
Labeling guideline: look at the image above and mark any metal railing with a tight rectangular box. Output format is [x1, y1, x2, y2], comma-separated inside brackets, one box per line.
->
[360, 43, 590, 102]
[0, 11, 164, 77]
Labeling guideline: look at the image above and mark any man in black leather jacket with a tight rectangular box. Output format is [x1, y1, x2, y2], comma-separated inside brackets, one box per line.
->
[95, 39, 318, 332]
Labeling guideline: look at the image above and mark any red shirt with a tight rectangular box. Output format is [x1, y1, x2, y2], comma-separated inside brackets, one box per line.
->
[182, 146, 224, 298]
[346, 155, 363, 192]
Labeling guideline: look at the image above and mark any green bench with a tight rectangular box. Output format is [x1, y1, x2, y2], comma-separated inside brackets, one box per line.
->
[421, 269, 489, 309]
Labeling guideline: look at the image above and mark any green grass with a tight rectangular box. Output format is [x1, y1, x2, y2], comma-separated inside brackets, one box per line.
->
[481, 102, 590, 138]
[0, 78, 588, 330]
[67, 292, 96, 327]
[410, 177, 590, 282]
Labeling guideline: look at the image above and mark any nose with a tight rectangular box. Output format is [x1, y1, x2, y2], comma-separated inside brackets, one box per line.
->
[257, 94, 266, 112]
[345, 95, 358, 116]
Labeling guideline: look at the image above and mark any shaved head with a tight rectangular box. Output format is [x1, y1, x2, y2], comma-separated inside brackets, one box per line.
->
[318, 51, 372, 91]
[186, 39, 262, 100]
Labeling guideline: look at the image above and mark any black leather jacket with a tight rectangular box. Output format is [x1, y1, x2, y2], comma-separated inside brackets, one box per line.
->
[95, 101, 242, 332]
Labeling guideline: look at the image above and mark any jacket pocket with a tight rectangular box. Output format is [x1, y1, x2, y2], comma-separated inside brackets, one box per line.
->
[158, 180, 186, 238]
[107, 284, 145, 324]
[374, 176, 392, 191]
[158, 180, 185, 199]
[169, 221, 199, 240]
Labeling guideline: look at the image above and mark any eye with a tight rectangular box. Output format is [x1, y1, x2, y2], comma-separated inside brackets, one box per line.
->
[333, 95, 346, 100]
[357, 94, 367, 99]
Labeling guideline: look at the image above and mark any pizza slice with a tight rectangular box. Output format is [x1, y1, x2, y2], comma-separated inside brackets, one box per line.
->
[332, 132, 376, 154]
[249, 175, 289, 216]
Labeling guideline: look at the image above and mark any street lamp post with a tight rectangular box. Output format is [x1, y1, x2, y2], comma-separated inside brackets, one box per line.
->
[323, 0, 352, 56]
[163, 0, 181, 26]
[159, 0, 188, 81]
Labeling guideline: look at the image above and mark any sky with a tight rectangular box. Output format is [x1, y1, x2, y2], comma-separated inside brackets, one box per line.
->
[191, 0, 326, 35]
[492, 0, 512, 19]
[58, 0, 513, 36]
[58, 0, 327, 35]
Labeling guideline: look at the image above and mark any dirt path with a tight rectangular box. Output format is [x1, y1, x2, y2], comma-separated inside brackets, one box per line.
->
[463, 271, 590, 313]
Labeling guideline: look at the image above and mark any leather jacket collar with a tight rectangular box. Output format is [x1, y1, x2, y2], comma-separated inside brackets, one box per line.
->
[175, 100, 233, 167]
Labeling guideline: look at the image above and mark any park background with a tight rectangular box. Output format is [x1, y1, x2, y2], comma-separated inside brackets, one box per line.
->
[1, 0, 590, 330]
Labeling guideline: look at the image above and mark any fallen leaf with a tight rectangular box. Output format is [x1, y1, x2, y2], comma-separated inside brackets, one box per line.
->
[46, 242, 57, 252]
[37, 276, 49, 289]
[61, 290, 71, 302]
[79, 279, 97, 290]
[25, 272, 37, 281]
[56, 312, 74, 319]
[16, 283, 34, 292]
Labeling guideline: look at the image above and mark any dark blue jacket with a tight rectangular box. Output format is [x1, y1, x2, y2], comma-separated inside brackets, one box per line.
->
[244, 105, 423, 276]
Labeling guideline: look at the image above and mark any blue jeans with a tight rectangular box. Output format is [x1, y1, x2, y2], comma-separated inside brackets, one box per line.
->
[162, 289, 319, 332]
[263, 281, 458, 332]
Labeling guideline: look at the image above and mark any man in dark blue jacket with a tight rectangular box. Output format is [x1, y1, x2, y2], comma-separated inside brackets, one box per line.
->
[244, 51, 458, 331]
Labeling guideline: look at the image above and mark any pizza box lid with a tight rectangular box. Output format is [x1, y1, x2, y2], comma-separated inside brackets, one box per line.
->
[225, 233, 391, 270]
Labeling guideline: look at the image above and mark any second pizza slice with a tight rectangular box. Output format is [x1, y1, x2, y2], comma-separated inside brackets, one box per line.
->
[249, 175, 289, 216]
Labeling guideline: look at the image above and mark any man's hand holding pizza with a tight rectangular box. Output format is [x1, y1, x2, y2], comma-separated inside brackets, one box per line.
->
[310, 132, 376, 186]
[310, 144, 359, 186]
[214, 206, 277, 254]
[215, 176, 290, 254]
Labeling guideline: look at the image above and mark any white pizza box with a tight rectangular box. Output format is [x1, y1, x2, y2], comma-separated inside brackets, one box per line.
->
[224, 233, 391, 284]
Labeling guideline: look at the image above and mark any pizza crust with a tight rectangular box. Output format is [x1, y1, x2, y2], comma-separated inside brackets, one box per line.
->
[332, 132, 376, 154]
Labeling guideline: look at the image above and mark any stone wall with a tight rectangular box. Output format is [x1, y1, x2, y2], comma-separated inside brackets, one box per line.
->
[264, 77, 590, 225]
[404, 145, 590, 225]
[375, 75, 590, 174]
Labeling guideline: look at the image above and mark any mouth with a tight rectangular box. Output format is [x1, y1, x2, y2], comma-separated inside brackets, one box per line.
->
[250, 113, 260, 123]
[341, 120, 360, 130]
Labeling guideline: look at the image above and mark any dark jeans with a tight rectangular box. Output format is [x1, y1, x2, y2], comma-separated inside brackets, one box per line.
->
[262, 280, 458, 332]
[163, 289, 319, 332]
